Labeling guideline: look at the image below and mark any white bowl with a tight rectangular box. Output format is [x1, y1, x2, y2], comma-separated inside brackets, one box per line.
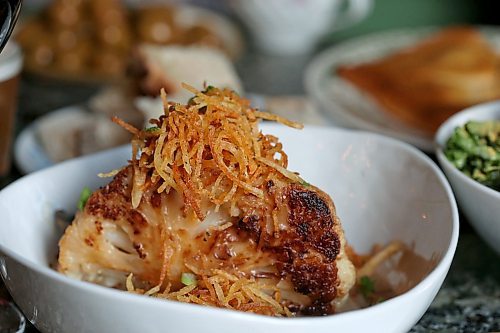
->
[435, 101, 500, 255]
[0, 125, 458, 333]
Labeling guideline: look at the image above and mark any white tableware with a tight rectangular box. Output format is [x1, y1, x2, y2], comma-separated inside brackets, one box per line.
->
[1, 125, 458, 333]
[230, 0, 373, 55]
[14, 106, 90, 175]
[305, 26, 500, 152]
[435, 101, 500, 255]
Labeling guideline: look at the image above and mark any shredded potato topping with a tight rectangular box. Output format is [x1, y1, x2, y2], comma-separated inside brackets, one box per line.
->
[127, 270, 292, 317]
[112, 84, 305, 315]
[59, 86, 408, 315]
[102, 84, 405, 316]
[114, 83, 303, 219]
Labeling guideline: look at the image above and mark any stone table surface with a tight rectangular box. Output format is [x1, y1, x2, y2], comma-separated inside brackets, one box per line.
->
[1, 48, 500, 333]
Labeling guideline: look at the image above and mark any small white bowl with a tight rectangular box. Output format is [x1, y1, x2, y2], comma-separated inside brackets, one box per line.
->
[0, 125, 458, 333]
[435, 101, 500, 255]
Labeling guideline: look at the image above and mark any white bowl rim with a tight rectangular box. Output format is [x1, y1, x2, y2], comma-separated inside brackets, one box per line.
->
[0, 126, 460, 324]
[434, 100, 500, 199]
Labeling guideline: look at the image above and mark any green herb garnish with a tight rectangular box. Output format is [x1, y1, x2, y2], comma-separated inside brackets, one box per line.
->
[77, 187, 92, 211]
[300, 179, 311, 187]
[359, 276, 375, 299]
[181, 272, 197, 286]
[444, 120, 500, 191]
[145, 126, 160, 132]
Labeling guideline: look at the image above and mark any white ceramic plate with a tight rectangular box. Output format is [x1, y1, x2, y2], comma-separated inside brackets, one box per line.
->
[1, 125, 458, 333]
[14, 105, 88, 175]
[304, 26, 500, 152]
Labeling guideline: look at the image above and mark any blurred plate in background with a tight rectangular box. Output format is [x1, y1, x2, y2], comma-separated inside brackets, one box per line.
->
[14, 106, 87, 174]
[305, 26, 500, 152]
[16, 3, 244, 83]
[14, 95, 327, 174]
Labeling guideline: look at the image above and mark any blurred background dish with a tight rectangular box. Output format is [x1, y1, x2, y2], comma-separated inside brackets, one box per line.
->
[435, 101, 500, 255]
[14, 1, 244, 82]
[336, 26, 500, 135]
[305, 25, 500, 152]
[132, 44, 243, 118]
[230, 0, 373, 55]
[14, 111, 56, 175]
[13, 42, 246, 174]
[14, 104, 137, 175]
[14, 94, 326, 175]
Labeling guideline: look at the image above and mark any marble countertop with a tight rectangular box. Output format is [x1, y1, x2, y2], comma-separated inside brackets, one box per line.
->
[1, 48, 499, 332]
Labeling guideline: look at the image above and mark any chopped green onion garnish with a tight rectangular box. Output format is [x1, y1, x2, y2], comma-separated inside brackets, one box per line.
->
[300, 179, 310, 187]
[145, 126, 160, 132]
[181, 272, 197, 286]
[359, 276, 375, 299]
[77, 187, 92, 211]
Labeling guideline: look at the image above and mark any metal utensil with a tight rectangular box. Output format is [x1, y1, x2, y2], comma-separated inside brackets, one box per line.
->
[0, 0, 22, 52]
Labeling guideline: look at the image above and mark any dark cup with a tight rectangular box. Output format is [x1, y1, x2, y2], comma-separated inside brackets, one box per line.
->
[0, 41, 22, 177]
